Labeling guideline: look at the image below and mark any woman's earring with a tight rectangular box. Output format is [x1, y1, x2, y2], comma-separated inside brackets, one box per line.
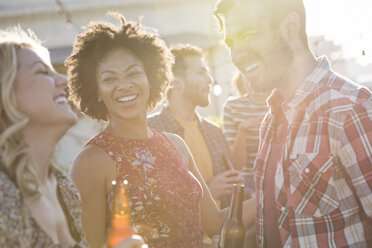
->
[98, 98, 102, 102]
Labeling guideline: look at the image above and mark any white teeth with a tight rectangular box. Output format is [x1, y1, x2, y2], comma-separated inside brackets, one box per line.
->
[244, 63, 259, 73]
[118, 95, 136, 102]
[55, 96, 68, 104]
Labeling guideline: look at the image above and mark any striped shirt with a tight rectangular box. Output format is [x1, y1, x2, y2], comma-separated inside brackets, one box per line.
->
[223, 96, 269, 171]
[255, 56, 372, 248]
[223, 96, 268, 192]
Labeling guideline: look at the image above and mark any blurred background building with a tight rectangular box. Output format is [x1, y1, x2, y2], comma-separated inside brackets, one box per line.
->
[1, 0, 371, 169]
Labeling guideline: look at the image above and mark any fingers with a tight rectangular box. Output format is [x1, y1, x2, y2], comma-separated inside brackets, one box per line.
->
[208, 170, 245, 198]
[113, 235, 145, 248]
[224, 176, 244, 184]
[219, 169, 241, 178]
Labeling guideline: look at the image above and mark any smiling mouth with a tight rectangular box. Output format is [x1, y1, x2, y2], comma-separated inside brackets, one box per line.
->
[55, 96, 68, 104]
[244, 63, 259, 74]
[117, 95, 137, 103]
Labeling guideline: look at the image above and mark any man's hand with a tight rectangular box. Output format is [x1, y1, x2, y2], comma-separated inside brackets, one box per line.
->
[207, 170, 243, 198]
[238, 117, 263, 133]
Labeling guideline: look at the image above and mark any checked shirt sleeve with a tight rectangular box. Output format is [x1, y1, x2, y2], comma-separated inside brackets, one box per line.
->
[338, 100, 372, 218]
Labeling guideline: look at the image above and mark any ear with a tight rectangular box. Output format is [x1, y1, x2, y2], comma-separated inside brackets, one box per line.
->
[279, 12, 301, 42]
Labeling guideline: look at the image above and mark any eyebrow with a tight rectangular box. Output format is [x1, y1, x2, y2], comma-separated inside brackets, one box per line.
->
[99, 64, 143, 76]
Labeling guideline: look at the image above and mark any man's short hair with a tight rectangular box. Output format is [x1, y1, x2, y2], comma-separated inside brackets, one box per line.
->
[166, 44, 205, 99]
[170, 44, 205, 77]
[214, 0, 308, 47]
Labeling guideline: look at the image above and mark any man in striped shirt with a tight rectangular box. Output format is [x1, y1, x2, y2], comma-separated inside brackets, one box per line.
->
[223, 72, 270, 192]
[214, 0, 372, 247]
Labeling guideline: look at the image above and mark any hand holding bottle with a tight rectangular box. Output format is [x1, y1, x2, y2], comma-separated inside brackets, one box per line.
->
[112, 234, 148, 248]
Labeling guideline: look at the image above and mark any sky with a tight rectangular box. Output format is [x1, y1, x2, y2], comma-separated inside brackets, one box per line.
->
[304, 0, 372, 64]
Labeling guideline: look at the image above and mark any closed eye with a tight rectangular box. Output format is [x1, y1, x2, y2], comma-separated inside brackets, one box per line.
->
[102, 76, 116, 83]
[128, 71, 144, 78]
[35, 63, 50, 75]
[225, 28, 258, 48]
[238, 28, 257, 40]
[38, 69, 49, 75]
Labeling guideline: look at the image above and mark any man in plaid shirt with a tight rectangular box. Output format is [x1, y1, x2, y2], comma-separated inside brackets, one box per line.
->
[214, 0, 372, 247]
[148, 44, 242, 208]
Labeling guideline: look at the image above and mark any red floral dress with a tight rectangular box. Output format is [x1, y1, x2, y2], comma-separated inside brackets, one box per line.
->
[87, 129, 203, 248]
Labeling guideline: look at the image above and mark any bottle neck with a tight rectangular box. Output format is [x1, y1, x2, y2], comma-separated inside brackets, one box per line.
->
[111, 183, 131, 222]
[228, 186, 243, 220]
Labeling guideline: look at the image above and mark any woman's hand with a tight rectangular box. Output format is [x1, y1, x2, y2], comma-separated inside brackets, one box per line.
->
[111, 234, 148, 248]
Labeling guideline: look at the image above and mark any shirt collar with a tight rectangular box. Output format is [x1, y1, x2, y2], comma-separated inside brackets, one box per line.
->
[267, 89, 285, 119]
[162, 105, 203, 128]
[282, 56, 331, 112]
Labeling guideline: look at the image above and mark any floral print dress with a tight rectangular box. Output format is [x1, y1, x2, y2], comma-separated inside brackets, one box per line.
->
[87, 129, 203, 248]
[0, 169, 88, 248]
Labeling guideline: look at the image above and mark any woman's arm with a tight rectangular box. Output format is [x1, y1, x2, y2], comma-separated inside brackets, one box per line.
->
[164, 133, 256, 235]
[70, 145, 116, 248]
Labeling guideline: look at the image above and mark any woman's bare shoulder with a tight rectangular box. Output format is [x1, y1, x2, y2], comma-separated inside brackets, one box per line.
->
[69, 144, 115, 184]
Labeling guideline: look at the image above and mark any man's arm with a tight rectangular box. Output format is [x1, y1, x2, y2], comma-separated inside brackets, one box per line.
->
[338, 103, 372, 218]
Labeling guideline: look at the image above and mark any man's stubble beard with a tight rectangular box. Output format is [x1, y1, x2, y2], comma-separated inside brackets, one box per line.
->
[251, 37, 294, 93]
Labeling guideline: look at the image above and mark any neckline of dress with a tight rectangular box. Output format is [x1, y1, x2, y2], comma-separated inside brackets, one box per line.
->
[101, 128, 157, 142]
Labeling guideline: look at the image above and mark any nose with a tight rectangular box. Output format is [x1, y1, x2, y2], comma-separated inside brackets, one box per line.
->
[54, 71, 68, 89]
[206, 73, 214, 86]
[116, 77, 133, 91]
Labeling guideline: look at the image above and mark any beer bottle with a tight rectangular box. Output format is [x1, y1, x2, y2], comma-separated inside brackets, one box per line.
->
[107, 180, 134, 248]
[220, 184, 245, 248]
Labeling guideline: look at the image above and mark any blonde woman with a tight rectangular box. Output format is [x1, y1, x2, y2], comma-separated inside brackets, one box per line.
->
[0, 27, 144, 248]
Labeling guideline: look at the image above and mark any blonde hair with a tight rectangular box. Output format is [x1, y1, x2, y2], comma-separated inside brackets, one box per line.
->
[0, 26, 50, 198]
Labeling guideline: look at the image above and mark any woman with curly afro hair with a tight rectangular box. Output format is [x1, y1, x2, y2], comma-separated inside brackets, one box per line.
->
[67, 13, 256, 248]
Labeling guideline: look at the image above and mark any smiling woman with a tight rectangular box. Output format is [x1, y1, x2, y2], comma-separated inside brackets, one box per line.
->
[0, 26, 86, 247]
[66, 12, 256, 248]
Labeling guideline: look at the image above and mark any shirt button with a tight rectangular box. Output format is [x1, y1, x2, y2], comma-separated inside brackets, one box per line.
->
[281, 207, 286, 211]
[304, 168, 310, 174]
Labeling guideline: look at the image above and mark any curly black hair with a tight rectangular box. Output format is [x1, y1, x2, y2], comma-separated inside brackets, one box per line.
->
[65, 12, 173, 120]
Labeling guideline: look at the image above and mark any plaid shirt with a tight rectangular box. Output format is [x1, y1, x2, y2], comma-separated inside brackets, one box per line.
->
[255, 57, 372, 248]
[148, 106, 234, 207]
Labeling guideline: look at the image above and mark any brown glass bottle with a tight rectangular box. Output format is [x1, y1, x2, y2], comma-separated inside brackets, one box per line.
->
[220, 184, 245, 248]
[107, 180, 134, 248]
